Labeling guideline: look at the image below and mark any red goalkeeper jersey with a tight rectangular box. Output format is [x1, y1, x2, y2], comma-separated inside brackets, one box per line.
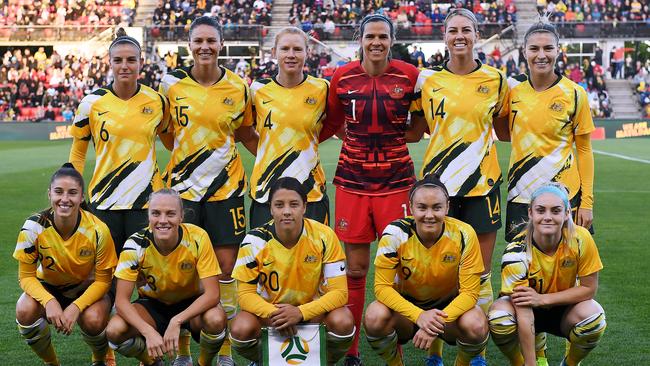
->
[321, 59, 419, 194]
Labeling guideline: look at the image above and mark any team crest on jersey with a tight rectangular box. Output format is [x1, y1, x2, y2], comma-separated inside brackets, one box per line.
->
[441, 251, 457, 264]
[142, 106, 153, 114]
[337, 218, 349, 232]
[179, 260, 194, 272]
[389, 85, 405, 99]
[560, 257, 576, 268]
[477, 85, 490, 94]
[550, 102, 564, 112]
[78, 246, 93, 258]
[305, 97, 317, 105]
[223, 97, 234, 106]
[304, 254, 318, 263]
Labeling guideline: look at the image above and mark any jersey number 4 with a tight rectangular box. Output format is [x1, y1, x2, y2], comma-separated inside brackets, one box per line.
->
[263, 111, 273, 129]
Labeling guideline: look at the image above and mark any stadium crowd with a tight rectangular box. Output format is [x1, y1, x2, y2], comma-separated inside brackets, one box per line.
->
[537, 0, 650, 22]
[634, 60, 650, 117]
[290, 0, 516, 37]
[0, 0, 137, 27]
[152, 0, 272, 29]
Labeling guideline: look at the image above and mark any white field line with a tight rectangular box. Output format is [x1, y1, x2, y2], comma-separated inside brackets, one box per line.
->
[593, 149, 650, 164]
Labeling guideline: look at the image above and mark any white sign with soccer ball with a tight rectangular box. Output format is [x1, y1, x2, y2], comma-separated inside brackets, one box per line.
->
[262, 324, 326, 365]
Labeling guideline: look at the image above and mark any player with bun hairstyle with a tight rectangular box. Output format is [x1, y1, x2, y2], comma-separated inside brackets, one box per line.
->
[248, 26, 330, 229]
[319, 14, 420, 365]
[69, 28, 170, 254]
[364, 174, 489, 366]
[106, 189, 227, 366]
[229, 177, 354, 365]
[503, 15, 595, 242]
[158, 16, 258, 365]
[407, 9, 510, 362]
[14, 163, 118, 366]
[488, 183, 605, 366]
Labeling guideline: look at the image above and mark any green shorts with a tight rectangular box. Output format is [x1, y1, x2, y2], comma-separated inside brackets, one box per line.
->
[448, 188, 502, 234]
[249, 194, 330, 230]
[183, 196, 246, 246]
[90, 207, 148, 254]
[505, 193, 594, 242]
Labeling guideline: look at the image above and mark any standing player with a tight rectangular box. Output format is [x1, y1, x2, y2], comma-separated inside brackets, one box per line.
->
[106, 189, 227, 366]
[69, 28, 170, 253]
[158, 16, 257, 365]
[14, 164, 117, 366]
[364, 175, 489, 366]
[229, 177, 355, 365]
[248, 27, 329, 228]
[320, 14, 420, 365]
[504, 19, 594, 242]
[488, 183, 605, 366]
[407, 10, 510, 354]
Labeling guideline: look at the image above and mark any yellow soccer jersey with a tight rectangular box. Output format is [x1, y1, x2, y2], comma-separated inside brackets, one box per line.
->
[159, 66, 253, 202]
[507, 73, 595, 204]
[500, 226, 603, 296]
[70, 84, 169, 210]
[249, 75, 328, 203]
[233, 219, 346, 306]
[374, 216, 484, 322]
[411, 61, 509, 197]
[13, 209, 117, 297]
[115, 223, 221, 305]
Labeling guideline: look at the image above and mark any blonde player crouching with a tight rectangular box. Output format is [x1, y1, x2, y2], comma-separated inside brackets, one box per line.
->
[106, 189, 227, 366]
[230, 177, 355, 365]
[489, 183, 605, 366]
[363, 175, 489, 366]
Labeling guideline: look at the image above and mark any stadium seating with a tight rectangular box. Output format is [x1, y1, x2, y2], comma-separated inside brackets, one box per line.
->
[0, 0, 137, 27]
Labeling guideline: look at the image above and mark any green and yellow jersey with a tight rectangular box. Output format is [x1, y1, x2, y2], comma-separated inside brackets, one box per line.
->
[70, 84, 169, 210]
[374, 216, 484, 323]
[410, 61, 509, 197]
[500, 226, 602, 296]
[115, 223, 221, 305]
[159, 66, 252, 202]
[507, 73, 595, 205]
[249, 75, 328, 203]
[14, 209, 117, 298]
[232, 219, 347, 320]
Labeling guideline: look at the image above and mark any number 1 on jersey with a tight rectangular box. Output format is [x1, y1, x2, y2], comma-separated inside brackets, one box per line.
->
[351, 99, 356, 121]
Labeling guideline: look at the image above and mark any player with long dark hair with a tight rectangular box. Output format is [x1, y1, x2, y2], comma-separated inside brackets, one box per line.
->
[320, 14, 420, 365]
[14, 164, 117, 366]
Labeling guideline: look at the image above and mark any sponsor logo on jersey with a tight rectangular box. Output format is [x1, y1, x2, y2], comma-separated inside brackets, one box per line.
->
[389, 85, 405, 99]
[477, 85, 490, 94]
[441, 252, 457, 264]
[305, 97, 317, 105]
[142, 106, 153, 114]
[179, 260, 194, 272]
[304, 254, 318, 263]
[79, 246, 93, 258]
[223, 97, 234, 106]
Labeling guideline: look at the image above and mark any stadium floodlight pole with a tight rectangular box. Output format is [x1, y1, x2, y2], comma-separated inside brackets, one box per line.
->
[307, 35, 347, 60]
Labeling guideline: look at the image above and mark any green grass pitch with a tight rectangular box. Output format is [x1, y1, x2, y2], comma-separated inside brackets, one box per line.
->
[1, 138, 649, 365]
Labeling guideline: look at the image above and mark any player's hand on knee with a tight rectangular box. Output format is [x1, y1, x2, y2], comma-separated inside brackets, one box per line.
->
[60, 303, 81, 335]
[143, 329, 166, 359]
[163, 318, 181, 358]
[45, 299, 65, 333]
[416, 309, 447, 336]
[412, 328, 436, 350]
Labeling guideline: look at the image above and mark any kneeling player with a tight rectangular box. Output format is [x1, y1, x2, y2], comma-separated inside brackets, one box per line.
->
[364, 175, 488, 366]
[230, 177, 355, 365]
[106, 189, 227, 366]
[489, 183, 605, 366]
[14, 164, 117, 366]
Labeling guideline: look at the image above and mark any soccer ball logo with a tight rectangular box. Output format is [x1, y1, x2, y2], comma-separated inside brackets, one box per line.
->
[280, 335, 310, 364]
